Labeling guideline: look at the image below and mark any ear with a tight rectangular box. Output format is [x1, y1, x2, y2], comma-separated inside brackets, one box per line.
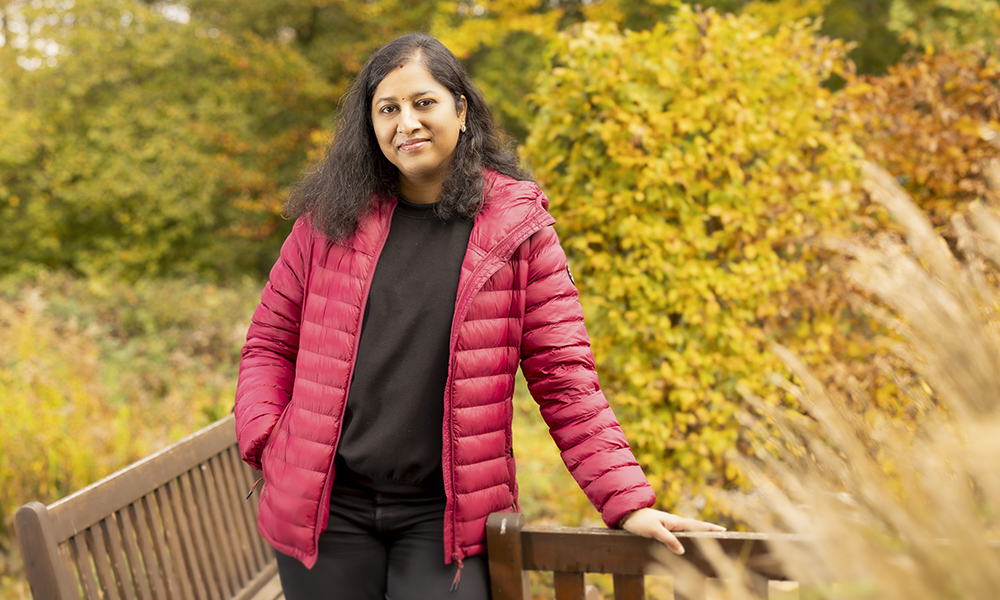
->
[456, 95, 468, 121]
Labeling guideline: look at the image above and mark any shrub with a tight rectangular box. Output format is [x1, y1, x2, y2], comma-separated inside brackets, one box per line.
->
[838, 46, 1000, 228]
[523, 8, 863, 516]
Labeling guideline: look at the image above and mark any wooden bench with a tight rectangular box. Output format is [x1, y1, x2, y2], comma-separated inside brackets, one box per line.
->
[15, 413, 793, 600]
[15, 414, 281, 600]
[486, 512, 794, 600]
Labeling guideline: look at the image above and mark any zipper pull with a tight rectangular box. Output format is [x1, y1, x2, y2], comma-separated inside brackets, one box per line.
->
[246, 476, 264, 500]
[450, 557, 464, 592]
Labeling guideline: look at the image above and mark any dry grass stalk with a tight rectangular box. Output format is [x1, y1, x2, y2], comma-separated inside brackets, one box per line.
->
[654, 161, 1000, 599]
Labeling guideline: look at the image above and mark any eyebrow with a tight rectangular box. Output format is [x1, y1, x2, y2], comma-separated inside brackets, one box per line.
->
[374, 90, 437, 105]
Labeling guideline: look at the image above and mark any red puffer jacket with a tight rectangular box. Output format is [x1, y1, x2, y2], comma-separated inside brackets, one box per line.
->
[234, 170, 656, 569]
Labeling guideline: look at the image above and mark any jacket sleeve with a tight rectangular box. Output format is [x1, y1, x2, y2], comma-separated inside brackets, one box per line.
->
[234, 217, 310, 470]
[519, 224, 657, 528]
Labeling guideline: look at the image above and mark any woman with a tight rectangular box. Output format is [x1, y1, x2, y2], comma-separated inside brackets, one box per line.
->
[234, 33, 722, 600]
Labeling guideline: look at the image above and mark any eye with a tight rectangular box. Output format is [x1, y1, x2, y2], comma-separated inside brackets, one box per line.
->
[416, 99, 436, 108]
[378, 105, 397, 114]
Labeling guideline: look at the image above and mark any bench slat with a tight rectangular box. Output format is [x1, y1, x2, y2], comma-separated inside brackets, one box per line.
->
[178, 472, 219, 600]
[87, 522, 121, 600]
[234, 565, 280, 600]
[224, 447, 267, 573]
[69, 532, 98, 599]
[554, 571, 585, 600]
[117, 505, 152, 600]
[219, 449, 263, 585]
[191, 464, 234, 598]
[165, 479, 209, 600]
[210, 454, 252, 587]
[103, 513, 139, 600]
[204, 457, 245, 592]
[129, 499, 168, 600]
[151, 486, 193, 600]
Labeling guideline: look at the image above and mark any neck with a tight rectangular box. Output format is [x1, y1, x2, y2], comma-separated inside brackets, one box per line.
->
[399, 177, 443, 205]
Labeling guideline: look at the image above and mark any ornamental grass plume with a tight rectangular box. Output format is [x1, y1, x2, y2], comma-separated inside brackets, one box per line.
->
[654, 148, 1000, 599]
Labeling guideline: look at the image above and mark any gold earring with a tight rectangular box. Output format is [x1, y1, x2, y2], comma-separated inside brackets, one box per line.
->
[460, 123, 467, 133]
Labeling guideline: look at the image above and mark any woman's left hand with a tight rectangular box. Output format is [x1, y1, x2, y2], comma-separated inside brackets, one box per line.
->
[618, 507, 725, 555]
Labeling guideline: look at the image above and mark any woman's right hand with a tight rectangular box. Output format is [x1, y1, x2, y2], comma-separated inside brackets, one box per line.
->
[618, 507, 726, 555]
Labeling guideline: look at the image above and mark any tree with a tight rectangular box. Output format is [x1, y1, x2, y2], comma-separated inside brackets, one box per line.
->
[0, 0, 333, 280]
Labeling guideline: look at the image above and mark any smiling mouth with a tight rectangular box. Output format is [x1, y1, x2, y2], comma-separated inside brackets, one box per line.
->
[399, 138, 429, 151]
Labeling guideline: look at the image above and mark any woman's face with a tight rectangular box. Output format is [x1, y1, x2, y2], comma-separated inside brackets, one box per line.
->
[371, 60, 466, 202]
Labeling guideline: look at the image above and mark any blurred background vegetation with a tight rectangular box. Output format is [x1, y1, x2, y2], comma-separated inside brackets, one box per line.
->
[2, 0, 999, 597]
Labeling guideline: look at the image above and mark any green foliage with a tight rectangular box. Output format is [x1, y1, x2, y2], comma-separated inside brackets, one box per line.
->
[183, 0, 440, 97]
[523, 8, 862, 515]
[889, 0, 1000, 52]
[0, 0, 333, 281]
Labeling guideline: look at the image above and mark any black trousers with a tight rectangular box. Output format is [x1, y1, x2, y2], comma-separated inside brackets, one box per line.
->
[275, 484, 491, 600]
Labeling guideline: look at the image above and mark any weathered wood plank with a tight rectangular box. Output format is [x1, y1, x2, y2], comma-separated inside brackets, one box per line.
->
[165, 478, 208, 600]
[129, 499, 168, 600]
[233, 563, 281, 600]
[68, 532, 98, 600]
[210, 452, 254, 589]
[86, 523, 121, 600]
[241, 569, 282, 600]
[194, 461, 237, 597]
[612, 574, 644, 600]
[179, 471, 220, 600]
[151, 487, 193, 600]
[554, 571, 586, 600]
[520, 526, 798, 580]
[45, 416, 238, 542]
[486, 513, 530, 600]
[13, 502, 81, 600]
[115, 508, 150, 600]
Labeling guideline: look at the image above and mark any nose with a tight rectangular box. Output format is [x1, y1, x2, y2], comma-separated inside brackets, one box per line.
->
[397, 105, 420, 134]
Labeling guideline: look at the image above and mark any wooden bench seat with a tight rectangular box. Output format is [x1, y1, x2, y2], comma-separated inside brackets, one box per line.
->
[15, 415, 281, 600]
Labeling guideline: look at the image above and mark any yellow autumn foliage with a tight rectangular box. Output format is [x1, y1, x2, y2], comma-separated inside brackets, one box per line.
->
[524, 8, 863, 516]
[0, 272, 260, 544]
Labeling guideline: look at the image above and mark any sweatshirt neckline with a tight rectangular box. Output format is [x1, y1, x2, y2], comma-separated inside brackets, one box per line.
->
[394, 196, 441, 220]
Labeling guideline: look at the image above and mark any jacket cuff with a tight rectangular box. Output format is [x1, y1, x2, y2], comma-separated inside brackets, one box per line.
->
[601, 487, 657, 529]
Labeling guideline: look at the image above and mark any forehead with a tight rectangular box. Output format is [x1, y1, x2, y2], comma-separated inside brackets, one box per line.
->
[372, 61, 449, 103]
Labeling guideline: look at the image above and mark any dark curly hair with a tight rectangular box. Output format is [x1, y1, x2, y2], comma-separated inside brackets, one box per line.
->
[284, 33, 532, 242]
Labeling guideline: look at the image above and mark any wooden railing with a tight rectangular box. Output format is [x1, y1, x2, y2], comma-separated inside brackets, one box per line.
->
[486, 512, 799, 600]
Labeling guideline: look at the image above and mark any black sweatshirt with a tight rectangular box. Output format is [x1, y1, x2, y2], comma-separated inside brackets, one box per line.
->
[333, 197, 474, 495]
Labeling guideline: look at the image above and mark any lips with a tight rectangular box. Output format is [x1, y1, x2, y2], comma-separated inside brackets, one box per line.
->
[399, 138, 429, 151]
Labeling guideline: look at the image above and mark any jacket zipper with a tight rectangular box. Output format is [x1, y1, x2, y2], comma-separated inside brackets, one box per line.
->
[442, 207, 554, 566]
[245, 476, 264, 500]
[311, 200, 396, 559]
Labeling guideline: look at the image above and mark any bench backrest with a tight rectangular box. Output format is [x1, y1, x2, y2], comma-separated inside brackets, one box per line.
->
[15, 415, 276, 600]
[485, 513, 792, 600]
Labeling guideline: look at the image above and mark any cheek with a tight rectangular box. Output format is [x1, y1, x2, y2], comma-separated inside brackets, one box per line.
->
[373, 124, 393, 151]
